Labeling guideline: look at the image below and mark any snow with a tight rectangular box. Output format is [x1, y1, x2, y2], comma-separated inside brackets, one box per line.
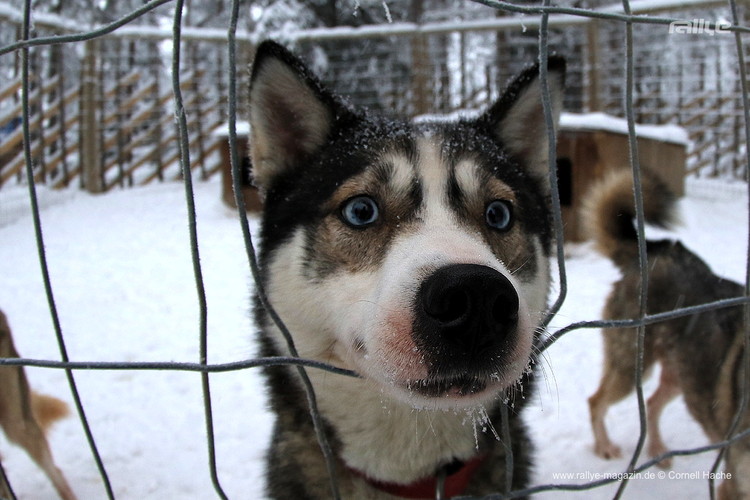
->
[283, 14, 588, 43]
[0, 180, 269, 499]
[0, 175, 746, 499]
[0, 0, 81, 32]
[0, 184, 78, 228]
[0, 0, 720, 47]
[212, 121, 251, 138]
[560, 112, 691, 146]
[415, 111, 691, 147]
[600, 0, 732, 16]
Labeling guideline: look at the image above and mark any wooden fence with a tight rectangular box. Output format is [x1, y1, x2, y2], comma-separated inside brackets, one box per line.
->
[0, 29, 230, 193]
[0, 0, 748, 193]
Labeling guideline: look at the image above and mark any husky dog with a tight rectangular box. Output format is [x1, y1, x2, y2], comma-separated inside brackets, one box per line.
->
[249, 40, 564, 499]
[0, 309, 76, 500]
[584, 169, 749, 499]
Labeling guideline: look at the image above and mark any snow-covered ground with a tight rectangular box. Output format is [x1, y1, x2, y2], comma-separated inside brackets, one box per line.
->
[0, 176, 746, 499]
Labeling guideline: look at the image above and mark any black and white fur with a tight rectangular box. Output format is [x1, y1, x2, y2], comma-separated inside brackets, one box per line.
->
[249, 40, 564, 499]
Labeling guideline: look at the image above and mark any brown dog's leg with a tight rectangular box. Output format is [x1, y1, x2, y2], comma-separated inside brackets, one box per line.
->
[720, 435, 750, 500]
[0, 311, 76, 500]
[0, 372, 77, 500]
[4, 419, 77, 500]
[718, 479, 736, 500]
[646, 361, 681, 468]
[589, 377, 627, 459]
[716, 455, 750, 500]
[589, 327, 656, 460]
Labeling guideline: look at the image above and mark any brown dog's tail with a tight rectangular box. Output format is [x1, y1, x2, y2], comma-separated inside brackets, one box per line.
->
[31, 392, 70, 432]
[0, 309, 70, 432]
[580, 168, 677, 269]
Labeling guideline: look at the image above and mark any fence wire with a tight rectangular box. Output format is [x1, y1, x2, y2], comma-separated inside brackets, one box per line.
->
[0, 0, 749, 499]
[616, 1, 652, 496]
[708, 1, 750, 499]
[16, 0, 114, 498]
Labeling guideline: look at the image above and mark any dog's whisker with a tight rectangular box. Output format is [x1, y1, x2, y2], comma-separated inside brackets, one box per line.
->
[353, 298, 402, 318]
[532, 348, 559, 409]
[509, 255, 533, 275]
[415, 408, 439, 445]
[480, 406, 501, 442]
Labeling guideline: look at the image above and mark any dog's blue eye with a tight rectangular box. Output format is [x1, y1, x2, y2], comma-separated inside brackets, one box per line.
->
[342, 196, 380, 228]
[485, 200, 513, 231]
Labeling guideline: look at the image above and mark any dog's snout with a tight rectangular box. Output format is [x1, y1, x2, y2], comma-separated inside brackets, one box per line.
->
[416, 264, 519, 356]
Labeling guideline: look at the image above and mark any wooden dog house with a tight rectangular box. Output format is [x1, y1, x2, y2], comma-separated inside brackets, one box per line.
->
[557, 112, 688, 242]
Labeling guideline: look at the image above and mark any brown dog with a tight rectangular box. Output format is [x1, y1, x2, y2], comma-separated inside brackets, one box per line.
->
[582, 168, 750, 499]
[0, 309, 76, 500]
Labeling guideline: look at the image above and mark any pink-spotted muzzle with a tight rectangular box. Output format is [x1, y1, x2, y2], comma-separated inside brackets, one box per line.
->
[344, 243, 534, 410]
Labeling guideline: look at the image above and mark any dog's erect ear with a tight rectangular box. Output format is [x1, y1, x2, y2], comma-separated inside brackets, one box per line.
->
[249, 41, 341, 190]
[479, 56, 565, 191]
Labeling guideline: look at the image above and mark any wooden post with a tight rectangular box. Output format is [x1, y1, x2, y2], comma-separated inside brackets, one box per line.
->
[734, 78, 742, 178]
[81, 39, 103, 193]
[586, 20, 600, 112]
[437, 35, 450, 112]
[216, 48, 227, 123]
[713, 49, 722, 176]
[408, 0, 428, 117]
[410, 35, 429, 117]
[150, 55, 165, 182]
[459, 32, 467, 108]
[31, 48, 48, 183]
[485, 65, 492, 106]
[238, 40, 255, 123]
[189, 42, 207, 180]
[113, 39, 126, 188]
[58, 49, 70, 186]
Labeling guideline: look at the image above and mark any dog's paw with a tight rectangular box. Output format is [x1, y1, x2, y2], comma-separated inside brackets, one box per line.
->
[648, 443, 673, 469]
[593, 441, 622, 460]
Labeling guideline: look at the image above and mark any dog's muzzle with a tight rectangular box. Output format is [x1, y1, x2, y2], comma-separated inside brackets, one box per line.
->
[413, 264, 519, 375]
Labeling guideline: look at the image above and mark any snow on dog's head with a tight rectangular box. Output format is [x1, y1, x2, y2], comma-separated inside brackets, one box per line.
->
[249, 41, 564, 410]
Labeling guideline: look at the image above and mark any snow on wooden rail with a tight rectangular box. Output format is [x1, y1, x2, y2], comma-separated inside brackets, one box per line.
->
[0, 0, 732, 44]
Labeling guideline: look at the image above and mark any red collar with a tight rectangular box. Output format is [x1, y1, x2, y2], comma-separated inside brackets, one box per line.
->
[348, 455, 486, 499]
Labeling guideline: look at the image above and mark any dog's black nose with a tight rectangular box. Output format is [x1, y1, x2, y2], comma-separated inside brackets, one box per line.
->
[415, 264, 519, 357]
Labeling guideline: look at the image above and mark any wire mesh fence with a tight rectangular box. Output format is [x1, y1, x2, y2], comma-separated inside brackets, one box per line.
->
[0, 0, 748, 192]
[0, 0, 749, 499]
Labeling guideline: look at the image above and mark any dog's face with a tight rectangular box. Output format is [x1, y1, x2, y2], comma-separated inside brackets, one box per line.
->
[250, 41, 564, 410]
